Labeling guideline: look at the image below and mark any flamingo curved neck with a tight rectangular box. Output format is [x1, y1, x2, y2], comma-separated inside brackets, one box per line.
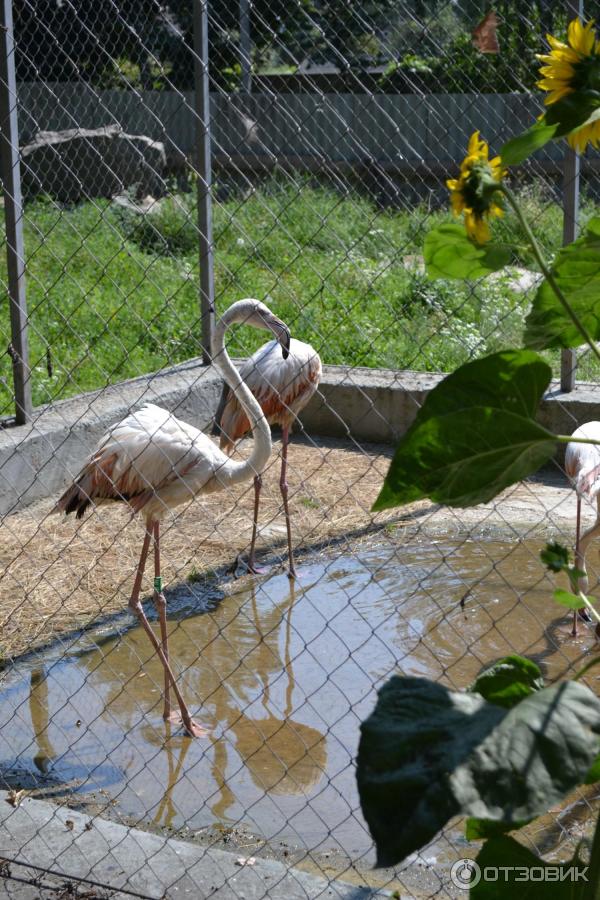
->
[212, 313, 271, 485]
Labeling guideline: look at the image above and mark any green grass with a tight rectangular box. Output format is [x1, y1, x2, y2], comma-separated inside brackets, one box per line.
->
[1, 181, 597, 415]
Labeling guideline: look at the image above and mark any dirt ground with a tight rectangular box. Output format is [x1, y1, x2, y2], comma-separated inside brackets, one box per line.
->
[0, 432, 580, 663]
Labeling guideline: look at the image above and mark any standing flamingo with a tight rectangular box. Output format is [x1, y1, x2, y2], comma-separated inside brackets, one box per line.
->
[213, 337, 322, 577]
[565, 421, 600, 634]
[55, 299, 291, 737]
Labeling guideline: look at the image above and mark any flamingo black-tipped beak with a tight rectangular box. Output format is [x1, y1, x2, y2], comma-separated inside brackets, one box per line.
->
[271, 317, 291, 359]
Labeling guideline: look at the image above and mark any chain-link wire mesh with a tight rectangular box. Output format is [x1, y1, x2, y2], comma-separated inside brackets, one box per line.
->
[0, 1, 599, 897]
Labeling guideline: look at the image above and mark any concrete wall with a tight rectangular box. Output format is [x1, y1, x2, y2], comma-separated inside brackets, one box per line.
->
[1, 359, 599, 517]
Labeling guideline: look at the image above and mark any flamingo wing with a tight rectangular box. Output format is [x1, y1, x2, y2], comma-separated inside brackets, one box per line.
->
[566, 421, 600, 498]
[56, 404, 227, 518]
[218, 338, 322, 451]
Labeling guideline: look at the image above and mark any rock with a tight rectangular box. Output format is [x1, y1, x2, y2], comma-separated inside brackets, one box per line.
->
[21, 125, 166, 202]
[486, 265, 543, 293]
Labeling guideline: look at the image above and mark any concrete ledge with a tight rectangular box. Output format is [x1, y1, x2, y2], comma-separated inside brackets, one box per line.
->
[0, 792, 392, 899]
[1, 358, 600, 517]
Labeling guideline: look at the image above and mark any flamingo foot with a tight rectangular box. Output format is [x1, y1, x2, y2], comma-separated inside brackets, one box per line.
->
[183, 718, 208, 739]
[232, 554, 267, 577]
[166, 711, 208, 738]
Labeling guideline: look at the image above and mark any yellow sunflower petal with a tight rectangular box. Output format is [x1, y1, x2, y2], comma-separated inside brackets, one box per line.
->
[542, 86, 574, 105]
[568, 17, 584, 52]
[548, 46, 581, 64]
[567, 123, 591, 152]
[538, 62, 575, 77]
[465, 211, 490, 245]
[569, 118, 600, 151]
[467, 131, 481, 155]
[568, 18, 596, 55]
[591, 120, 600, 147]
[547, 34, 569, 52]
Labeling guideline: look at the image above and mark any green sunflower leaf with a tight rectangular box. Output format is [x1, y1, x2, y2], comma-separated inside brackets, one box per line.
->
[372, 351, 554, 511]
[424, 224, 511, 280]
[372, 407, 556, 509]
[500, 122, 558, 166]
[585, 752, 600, 784]
[554, 589, 595, 609]
[524, 217, 600, 350]
[356, 675, 600, 867]
[408, 349, 551, 422]
[471, 836, 589, 898]
[464, 816, 531, 841]
[468, 655, 544, 709]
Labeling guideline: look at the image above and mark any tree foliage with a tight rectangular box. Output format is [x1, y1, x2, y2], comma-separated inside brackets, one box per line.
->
[13, 0, 594, 93]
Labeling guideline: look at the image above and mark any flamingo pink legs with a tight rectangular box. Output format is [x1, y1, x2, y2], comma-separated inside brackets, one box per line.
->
[129, 522, 204, 738]
[573, 496, 597, 636]
[280, 426, 296, 579]
[245, 427, 296, 578]
[246, 474, 264, 575]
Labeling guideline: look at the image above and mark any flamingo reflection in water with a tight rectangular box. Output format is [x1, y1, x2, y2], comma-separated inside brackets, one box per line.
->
[134, 581, 326, 828]
[207, 581, 326, 822]
[30, 668, 56, 776]
[25, 579, 327, 829]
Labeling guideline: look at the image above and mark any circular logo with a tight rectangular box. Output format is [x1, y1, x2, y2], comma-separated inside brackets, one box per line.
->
[450, 859, 481, 890]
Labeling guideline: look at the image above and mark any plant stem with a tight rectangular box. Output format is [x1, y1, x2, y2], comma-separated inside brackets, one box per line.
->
[557, 435, 600, 447]
[500, 184, 600, 365]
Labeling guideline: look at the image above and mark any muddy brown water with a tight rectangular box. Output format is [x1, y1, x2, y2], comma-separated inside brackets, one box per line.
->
[0, 536, 599, 869]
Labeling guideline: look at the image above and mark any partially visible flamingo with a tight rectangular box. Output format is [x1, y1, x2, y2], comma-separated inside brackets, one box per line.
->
[565, 421, 600, 634]
[213, 337, 322, 577]
[55, 299, 291, 737]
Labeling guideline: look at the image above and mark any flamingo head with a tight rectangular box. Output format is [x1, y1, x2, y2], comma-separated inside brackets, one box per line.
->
[247, 300, 291, 359]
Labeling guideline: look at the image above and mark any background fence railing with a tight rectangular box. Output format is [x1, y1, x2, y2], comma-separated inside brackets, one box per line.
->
[14, 86, 573, 164]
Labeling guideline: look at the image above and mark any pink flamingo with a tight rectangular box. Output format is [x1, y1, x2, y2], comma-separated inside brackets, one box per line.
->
[214, 337, 322, 577]
[55, 299, 291, 737]
[565, 421, 600, 634]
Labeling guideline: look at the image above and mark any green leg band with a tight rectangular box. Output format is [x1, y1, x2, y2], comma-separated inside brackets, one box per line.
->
[154, 576, 163, 593]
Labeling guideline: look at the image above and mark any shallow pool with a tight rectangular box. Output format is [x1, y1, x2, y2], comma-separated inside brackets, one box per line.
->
[0, 536, 595, 861]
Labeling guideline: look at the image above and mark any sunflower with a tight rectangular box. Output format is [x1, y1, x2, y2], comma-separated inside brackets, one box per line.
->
[446, 132, 505, 245]
[537, 18, 600, 151]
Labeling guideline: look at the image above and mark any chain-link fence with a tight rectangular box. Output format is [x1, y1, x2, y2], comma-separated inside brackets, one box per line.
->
[0, 1, 599, 897]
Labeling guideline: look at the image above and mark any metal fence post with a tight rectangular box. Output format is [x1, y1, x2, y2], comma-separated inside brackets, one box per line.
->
[240, 0, 252, 93]
[193, 0, 215, 365]
[560, 0, 583, 393]
[0, 0, 32, 423]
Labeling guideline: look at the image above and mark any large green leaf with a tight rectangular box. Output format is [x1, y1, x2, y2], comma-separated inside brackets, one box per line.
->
[554, 589, 595, 610]
[424, 224, 512, 280]
[524, 218, 600, 350]
[373, 407, 556, 509]
[471, 836, 588, 899]
[464, 817, 530, 841]
[500, 122, 558, 166]
[585, 753, 600, 784]
[357, 676, 600, 867]
[373, 351, 554, 511]
[412, 350, 552, 423]
[469, 655, 544, 709]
